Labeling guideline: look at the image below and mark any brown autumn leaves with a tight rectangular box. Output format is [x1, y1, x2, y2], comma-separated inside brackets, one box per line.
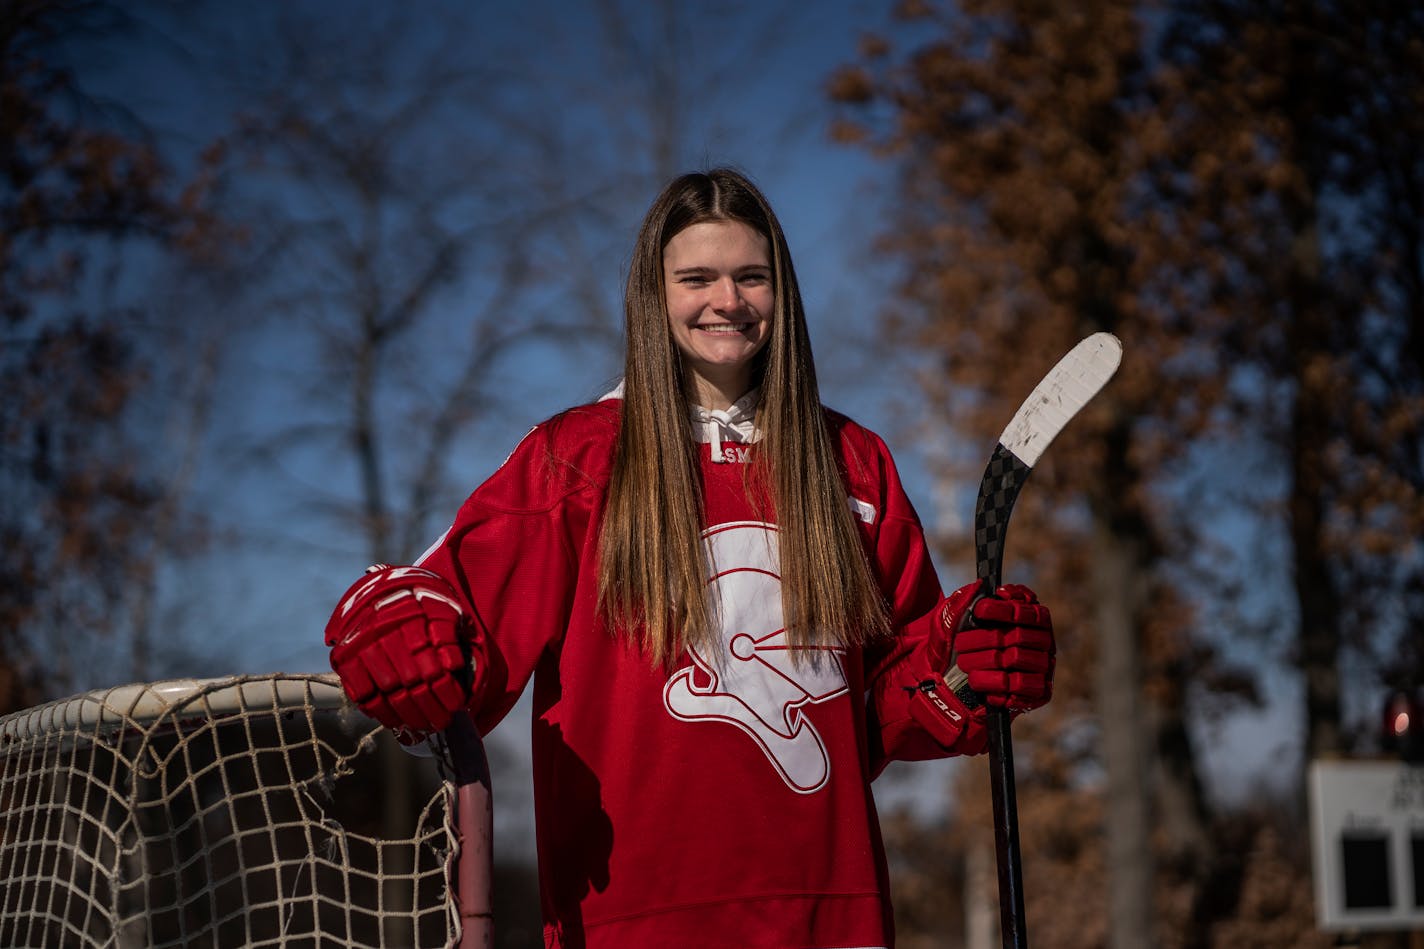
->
[832, 2, 1421, 947]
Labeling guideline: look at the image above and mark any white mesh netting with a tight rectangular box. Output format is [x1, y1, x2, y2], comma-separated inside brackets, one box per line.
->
[0, 673, 464, 948]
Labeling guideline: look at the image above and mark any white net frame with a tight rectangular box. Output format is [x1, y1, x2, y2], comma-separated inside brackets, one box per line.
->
[0, 673, 481, 948]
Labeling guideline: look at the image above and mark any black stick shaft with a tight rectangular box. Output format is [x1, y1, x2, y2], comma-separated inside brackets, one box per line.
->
[988, 711, 1026, 947]
[973, 444, 1031, 949]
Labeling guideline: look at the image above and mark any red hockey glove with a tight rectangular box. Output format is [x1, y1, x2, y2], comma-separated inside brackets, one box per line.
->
[933, 580, 1055, 712]
[325, 565, 474, 741]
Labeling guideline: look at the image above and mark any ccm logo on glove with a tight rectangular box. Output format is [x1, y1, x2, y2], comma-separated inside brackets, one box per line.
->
[324, 564, 474, 740]
[934, 581, 1055, 712]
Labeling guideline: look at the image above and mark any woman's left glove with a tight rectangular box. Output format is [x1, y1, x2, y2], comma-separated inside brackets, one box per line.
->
[931, 581, 1055, 712]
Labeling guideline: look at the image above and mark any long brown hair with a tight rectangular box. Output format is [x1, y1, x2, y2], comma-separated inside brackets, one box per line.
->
[597, 169, 890, 666]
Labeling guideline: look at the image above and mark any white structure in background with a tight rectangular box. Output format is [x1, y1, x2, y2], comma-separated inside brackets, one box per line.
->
[1309, 759, 1424, 932]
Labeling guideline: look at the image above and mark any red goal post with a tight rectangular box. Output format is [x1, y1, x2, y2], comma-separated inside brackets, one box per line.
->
[0, 673, 492, 948]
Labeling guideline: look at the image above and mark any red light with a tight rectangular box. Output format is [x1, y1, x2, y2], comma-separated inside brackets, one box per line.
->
[1381, 690, 1424, 761]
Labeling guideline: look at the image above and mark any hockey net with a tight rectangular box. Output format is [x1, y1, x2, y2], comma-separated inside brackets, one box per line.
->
[0, 672, 486, 948]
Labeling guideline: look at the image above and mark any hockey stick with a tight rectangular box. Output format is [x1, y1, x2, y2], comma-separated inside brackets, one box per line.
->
[944, 332, 1122, 949]
[437, 713, 494, 948]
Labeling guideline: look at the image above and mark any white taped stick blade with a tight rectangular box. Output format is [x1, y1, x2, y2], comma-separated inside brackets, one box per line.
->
[999, 332, 1122, 468]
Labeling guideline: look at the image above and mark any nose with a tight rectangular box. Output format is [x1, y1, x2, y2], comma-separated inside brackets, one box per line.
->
[713, 276, 743, 311]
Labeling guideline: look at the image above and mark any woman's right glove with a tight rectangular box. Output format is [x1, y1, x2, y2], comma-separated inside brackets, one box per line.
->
[324, 564, 474, 741]
[931, 580, 1055, 712]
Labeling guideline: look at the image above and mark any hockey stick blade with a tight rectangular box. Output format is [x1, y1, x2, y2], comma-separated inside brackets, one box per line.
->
[998, 331, 1123, 469]
[946, 331, 1122, 706]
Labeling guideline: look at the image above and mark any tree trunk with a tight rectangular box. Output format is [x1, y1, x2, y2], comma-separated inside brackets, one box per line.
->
[1092, 421, 1156, 949]
[964, 836, 997, 949]
[1287, 223, 1343, 764]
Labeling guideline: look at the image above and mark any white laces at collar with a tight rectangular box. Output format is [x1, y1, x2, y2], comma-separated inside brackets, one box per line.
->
[689, 388, 761, 462]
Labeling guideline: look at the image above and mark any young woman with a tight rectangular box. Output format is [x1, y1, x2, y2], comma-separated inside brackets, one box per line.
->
[325, 169, 1055, 949]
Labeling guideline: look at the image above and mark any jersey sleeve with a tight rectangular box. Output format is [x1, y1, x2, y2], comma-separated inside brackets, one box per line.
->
[415, 417, 604, 736]
[856, 432, 989, 776]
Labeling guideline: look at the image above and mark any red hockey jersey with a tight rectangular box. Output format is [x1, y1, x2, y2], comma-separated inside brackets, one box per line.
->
[416, 398, 985, 949]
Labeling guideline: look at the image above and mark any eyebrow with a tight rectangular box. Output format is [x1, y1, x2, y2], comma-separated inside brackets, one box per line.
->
[669, 265, 772, 276]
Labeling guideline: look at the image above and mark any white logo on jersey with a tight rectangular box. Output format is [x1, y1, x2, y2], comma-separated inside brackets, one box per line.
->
[663, 521, 848, 794]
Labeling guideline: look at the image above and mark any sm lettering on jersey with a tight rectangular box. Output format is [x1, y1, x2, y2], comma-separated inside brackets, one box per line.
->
[663, 520, 848, 794]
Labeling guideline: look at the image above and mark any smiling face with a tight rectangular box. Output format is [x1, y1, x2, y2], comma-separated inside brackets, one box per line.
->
[662, 220, 774, 410]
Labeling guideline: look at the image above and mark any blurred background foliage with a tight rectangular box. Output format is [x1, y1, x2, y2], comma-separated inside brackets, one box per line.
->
[3, 0, 1421, 945]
